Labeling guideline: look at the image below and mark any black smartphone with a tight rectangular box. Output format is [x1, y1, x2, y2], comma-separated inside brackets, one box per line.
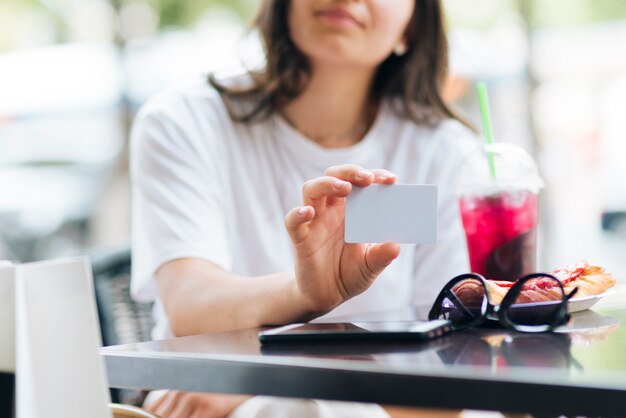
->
[258, 320, 452, 344]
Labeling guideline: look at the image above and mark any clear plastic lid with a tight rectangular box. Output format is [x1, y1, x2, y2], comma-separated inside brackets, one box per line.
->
[458, 143, 544, 196]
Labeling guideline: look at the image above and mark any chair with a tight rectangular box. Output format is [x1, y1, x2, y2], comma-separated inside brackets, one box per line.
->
[91, 245, 154, 347]
[90, 245, 154, 406]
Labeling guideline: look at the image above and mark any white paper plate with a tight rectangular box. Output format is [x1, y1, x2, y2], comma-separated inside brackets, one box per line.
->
[567, 292, 610, 313]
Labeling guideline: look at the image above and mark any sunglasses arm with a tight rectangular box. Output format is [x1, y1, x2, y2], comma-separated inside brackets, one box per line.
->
[565, 287, 579, 301]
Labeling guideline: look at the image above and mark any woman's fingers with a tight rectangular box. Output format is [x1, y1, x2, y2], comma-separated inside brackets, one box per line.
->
[324, 165, 397, 185]
[370, 169, 397, 184]
[363, 242, 401, 278]
[146, 391, 247, 418]
[324, 164, 374, 186]
[145, 391, 167, 412]
[150, 391, 182, 416]
[302, 176, 351, 206]
[303, 167, 398, 208]
[285, 206, 315, 244]
[169, 393, 196, 418]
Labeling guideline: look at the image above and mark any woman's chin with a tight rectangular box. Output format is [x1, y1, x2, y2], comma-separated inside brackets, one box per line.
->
[302, 42, 383, 69]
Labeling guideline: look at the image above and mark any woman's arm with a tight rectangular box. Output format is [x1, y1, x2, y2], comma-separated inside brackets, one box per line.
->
[157, 259, 316, 336]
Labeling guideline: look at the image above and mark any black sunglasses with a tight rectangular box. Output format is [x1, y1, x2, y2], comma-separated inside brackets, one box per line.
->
[428, 273, 579, 333]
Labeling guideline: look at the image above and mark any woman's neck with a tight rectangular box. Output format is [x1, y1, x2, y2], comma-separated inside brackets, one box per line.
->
[281, 63, 377, 148]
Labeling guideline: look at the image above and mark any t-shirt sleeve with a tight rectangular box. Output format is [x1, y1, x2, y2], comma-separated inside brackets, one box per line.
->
[130, 96, 231, 302]
[412, 121, 479, 302]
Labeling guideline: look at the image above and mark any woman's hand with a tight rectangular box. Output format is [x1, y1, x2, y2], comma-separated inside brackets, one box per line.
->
[284, 164, 401, 314]
[145, 391, 250, 418]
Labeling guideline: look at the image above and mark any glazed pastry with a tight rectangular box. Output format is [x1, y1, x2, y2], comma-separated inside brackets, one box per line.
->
[455, 261, 616, 305]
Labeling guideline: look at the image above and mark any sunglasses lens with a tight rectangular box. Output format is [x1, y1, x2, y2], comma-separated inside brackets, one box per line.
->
[435, 278, 487, 327]
[505, 275, 565, 326]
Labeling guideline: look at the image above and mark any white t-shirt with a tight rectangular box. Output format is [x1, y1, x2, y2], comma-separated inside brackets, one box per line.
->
[130, 79, 478, 339]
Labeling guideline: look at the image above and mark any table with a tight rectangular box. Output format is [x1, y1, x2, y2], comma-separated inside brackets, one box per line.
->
[102, 288, 626, 416]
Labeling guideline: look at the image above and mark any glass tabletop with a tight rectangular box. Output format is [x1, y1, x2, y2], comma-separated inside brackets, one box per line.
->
[104, 289, 626, 391]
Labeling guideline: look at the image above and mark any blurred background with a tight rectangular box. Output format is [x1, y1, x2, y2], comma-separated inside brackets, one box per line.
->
[1, 0, 626, 281]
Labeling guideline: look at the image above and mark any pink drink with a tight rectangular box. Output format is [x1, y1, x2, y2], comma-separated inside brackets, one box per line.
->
[459, 190, 539, 281]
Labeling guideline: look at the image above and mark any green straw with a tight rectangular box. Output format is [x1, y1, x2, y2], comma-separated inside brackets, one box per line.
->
[476, 82, 497, 181]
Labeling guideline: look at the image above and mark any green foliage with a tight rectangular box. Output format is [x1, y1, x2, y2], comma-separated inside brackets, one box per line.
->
[528, 0, 626, 28]
[445, 0, 519, 29]
[149, 0, 257, 28]
[445, 0, 626, 30]
[0, 0, 259, 52]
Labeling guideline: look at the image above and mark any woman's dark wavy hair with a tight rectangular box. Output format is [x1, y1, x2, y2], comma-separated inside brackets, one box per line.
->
[209, 0, 471, 129]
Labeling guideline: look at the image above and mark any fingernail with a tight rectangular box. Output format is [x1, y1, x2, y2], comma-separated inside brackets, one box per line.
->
[334, 180, 348, 189]
[356, 170, 370, 179]
[382, 172, 396, 179]
[298, 207, 308, 215]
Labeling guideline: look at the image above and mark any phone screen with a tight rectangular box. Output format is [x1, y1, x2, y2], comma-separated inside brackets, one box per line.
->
[258, 320, 452, 344]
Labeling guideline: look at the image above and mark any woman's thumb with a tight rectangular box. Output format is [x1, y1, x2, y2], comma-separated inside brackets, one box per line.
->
[364, 242, 401, 277]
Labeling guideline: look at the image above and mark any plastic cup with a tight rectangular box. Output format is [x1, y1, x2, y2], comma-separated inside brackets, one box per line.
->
[458, 143, 544, 281]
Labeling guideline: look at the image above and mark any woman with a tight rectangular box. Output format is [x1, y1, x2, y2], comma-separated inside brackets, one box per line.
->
[131, 0, 476, 416]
